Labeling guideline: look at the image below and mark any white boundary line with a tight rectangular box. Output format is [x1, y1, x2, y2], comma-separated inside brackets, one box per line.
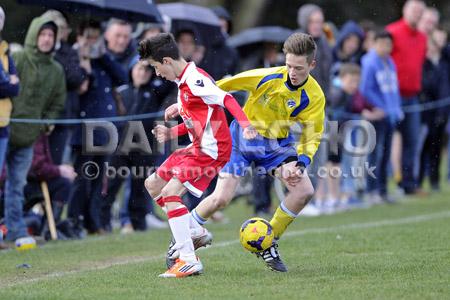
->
[1, 210, 449, 289]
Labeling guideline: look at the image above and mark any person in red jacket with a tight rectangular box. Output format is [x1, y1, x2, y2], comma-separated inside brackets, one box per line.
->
[25, 133, 77, 222]
[386, 0, 427, 194]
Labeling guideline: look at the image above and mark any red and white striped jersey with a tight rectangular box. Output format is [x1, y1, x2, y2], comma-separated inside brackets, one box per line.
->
[176, 62, 232, 160]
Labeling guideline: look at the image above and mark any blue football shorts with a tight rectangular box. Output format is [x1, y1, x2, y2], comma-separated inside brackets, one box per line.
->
[221, 120, 298, 176]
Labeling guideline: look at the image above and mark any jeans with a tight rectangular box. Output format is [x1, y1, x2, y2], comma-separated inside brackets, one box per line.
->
[4, 145, 34, 241]
[0, 136, 9, 172]
[398, 97, 421, 193]
[366, 118, 394, 196]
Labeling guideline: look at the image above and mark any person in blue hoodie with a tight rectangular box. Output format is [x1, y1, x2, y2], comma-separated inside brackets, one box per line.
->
[360, 31, 403, 202]
[331, 20, 365, 86]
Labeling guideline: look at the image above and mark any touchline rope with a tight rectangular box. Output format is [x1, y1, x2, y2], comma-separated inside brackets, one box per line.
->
[3, 96, 450, 125]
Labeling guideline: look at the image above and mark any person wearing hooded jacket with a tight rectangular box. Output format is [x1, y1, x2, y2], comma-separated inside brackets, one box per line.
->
[330, 20, 365, 87]
[41, 10, 89, 165]
[5, 16, 66, 249]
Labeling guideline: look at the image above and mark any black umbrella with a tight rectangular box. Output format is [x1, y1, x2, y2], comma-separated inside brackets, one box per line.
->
[18, 0, 163, 23]
[157, 2, 224, 46]
[228, 26, 293, 49]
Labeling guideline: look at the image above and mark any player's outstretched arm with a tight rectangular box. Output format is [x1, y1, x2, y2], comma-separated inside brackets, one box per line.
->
[223, 94, 257, 139]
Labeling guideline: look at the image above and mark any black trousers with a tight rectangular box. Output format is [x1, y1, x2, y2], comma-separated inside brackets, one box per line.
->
[419, 122, 447, 188]
[99, 153, 155, 231]
[67, 146, 107, 233]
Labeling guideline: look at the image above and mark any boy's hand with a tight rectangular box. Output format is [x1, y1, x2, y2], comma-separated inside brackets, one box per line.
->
[58, 164, 77, 181]
[10, 75, 19, 85]
[362, 108, 385, 121]
[152, 125, 171, 143]
[274, 161, 304, 187]
[243, 125, 258, 140]
[165, 103, 179, 121]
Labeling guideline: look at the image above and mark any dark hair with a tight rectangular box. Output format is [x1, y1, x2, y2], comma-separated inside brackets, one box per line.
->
[138, 33, 180, 63]
[283, 32, 316, 63]
[339, 63, 361, 77]
[77, 19, 101, 36]
[359, 19, 376, 34]
[374, 30, 393, 41]
[174, 29, 195, 42]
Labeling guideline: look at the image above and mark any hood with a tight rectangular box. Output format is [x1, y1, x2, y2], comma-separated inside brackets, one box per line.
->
[335, 20, 364, 50]
[24, 16, 57, 54]
[127, 54, 139, 81]
[128, 54, 140, 71]
[211, 5, 233, 35]
[127, 54, 156, 85]
[297, 4, 322, 32]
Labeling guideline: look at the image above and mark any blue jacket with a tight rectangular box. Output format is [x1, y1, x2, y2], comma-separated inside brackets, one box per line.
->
[0, 54, 19, 98]
[360, 49, 403, 124]
[72, 53, 127, 146]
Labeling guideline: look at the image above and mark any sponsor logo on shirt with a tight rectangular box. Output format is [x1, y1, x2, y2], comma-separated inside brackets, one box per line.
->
[184, 118, 194, 129]
[195, 79, 204, 87]
[286, 99, 296, 108]
[258, 93, 270, 106]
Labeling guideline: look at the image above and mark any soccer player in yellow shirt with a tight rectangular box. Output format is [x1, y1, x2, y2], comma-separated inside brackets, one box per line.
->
[167, 32, 325, 272]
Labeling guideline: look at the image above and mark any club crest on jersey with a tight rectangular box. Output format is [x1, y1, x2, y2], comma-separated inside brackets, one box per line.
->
[286, 99, 296, 108]
[195, 79, 204, 87]
[184, 118, 194, 129]
[184, 92, 189, 101]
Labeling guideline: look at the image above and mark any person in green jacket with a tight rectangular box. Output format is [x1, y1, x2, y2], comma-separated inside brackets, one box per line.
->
[4, 15, 65, 249]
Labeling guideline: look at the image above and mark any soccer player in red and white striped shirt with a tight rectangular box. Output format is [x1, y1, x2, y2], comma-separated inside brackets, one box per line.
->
[138, 33, 256, 278]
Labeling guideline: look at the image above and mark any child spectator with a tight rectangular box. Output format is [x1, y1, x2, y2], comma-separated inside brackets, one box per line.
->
[327, 63, 382, 211]
[360, 31, 403, 203]
[25, 133, 77, 223]
[100, 56, 174, 233]
[330, 21, 364, 86]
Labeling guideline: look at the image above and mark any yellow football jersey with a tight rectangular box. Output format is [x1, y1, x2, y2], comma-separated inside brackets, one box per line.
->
[217, 66, 325, 164]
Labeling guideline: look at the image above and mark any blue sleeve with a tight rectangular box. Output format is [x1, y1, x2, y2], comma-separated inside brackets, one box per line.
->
[359, 61, 383, 108]
[98, 53, 128, 87]
[0, 55, 19, 98]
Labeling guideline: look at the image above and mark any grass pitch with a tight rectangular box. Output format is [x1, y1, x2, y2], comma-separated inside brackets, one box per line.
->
[0, 189, 449, 299]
